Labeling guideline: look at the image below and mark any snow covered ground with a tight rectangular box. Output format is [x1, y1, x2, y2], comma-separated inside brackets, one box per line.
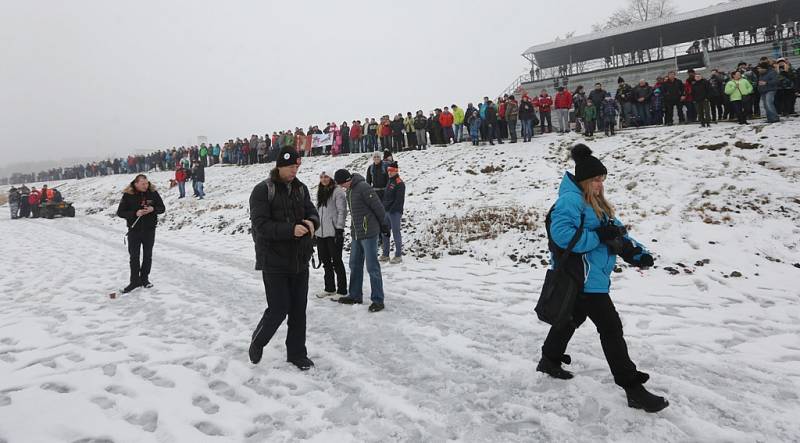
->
[1, 120, 800, 442]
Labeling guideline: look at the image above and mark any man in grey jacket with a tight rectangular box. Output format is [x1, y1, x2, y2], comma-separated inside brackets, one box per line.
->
[333, 169, 390, 312]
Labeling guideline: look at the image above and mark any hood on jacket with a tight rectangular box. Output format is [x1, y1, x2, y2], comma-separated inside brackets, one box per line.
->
[558, 172, 583, 199]
[123, 182, 157, 195]
[350, 173, 366, 187]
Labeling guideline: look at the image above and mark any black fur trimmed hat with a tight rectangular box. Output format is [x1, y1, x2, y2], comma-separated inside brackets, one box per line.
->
[572, 144, 607, 182]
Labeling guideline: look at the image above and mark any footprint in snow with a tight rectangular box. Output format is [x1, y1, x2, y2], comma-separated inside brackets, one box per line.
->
[192, 395, 220, 414]
[131, 366, 175, 388]
[209, 380, 246, 403]
[194, 421, 225, 436]
[102, 364, 116, 377]
[129, 352, 148, 362]
[124, 410, 158, 432]
[104, 385, 136, 398]
[90, 396, 116, 410]
[66, 353, 85, 362]
[41, 382, 73, 393]
[0, 338, 18, 346]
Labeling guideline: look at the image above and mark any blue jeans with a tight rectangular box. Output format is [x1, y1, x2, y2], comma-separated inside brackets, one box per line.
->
[761, 90, 779, 122]
[178, 181, 185, 198]
[381, 212, 403, 258]
[454, 124, 464, 142]
[368, 134, 378, 151]
[521, 119, 534, 139]
[194, 181, 205, 198]
[348, 236, 384, 303]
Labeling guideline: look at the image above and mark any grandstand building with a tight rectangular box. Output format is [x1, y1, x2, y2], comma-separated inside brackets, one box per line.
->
[510, 0, 800, 96]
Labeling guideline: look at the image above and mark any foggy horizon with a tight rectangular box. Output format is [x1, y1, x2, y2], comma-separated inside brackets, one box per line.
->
[1, 0, 720, 173]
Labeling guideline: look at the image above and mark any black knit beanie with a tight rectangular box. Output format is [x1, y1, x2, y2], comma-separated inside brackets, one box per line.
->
[334, 169, 352, 185]
[617, 76, 625, 84]
[572, 144, 607, 182]
[276, 147, 300, 167]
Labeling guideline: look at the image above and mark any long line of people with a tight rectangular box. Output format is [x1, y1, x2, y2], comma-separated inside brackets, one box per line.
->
[6, 52, 798, 189]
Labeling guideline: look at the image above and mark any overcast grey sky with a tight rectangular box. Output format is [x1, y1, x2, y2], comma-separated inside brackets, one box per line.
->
[0, 0, 721, 168]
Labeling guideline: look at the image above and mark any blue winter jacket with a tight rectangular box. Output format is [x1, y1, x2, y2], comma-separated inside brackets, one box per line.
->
[757, 68, 779, 93]
[468, 116, 482, 135]
[550, 172, 649, 294]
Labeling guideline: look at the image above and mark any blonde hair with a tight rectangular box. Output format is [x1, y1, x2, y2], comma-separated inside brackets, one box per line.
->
[579, 176, 614, 219]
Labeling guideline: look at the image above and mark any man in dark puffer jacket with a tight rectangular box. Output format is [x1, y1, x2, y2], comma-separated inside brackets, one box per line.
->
[249, 147, 319, 370]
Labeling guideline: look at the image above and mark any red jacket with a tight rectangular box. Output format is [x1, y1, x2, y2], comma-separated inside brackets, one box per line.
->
[28, 190, 41, 206]
[554, 91, 573, 109]
[350, 124, 362, 139]
[439, 112, 454, 127]
[380, 122, 392, 136]
[499, 102, 506, 119]
[683, 80, 694, 102]
[534, 95, 553, 113]
[175, 168, 187, 183]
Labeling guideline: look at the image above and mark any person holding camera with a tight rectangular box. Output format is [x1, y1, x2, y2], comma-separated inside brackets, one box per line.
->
[537, 144, 669, 413]
[116, 174, 166, 293]
[333, 168, 390, 313]
[249, 147, 319, 370]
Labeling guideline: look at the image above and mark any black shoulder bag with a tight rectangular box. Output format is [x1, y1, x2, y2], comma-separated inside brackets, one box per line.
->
[535, 210, 585, 328]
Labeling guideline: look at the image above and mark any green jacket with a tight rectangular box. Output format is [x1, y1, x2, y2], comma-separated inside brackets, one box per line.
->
[584, 104, 597, 121]
[453, 106, 465, 125]
[724, 78, 753, 101]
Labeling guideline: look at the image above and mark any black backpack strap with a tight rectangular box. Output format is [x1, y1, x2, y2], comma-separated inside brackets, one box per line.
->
[547, 205, 585, 271]
[266, 179, 275, 203]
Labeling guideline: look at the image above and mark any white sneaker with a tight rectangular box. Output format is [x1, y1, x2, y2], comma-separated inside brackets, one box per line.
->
[378, 255, 390, 263]
[390, 256, 403, 264]
[316, 291, 335, 298]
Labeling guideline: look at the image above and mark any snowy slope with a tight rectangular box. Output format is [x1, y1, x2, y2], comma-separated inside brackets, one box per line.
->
[1, 121, 799, 442]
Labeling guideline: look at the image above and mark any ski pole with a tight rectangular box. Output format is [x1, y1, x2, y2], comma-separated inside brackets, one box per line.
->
[123, 216, 142, 245]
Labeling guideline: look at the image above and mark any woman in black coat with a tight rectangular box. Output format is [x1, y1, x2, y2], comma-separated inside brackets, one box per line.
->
[116, 174, 165, 293]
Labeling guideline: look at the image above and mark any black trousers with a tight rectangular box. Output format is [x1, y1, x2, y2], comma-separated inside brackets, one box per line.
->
[252, 269, 309, 360]
[317, 237, 347, 294]
[128, 229, 155, 284]
[731, 100, 748, 124]
[392, 134, 404, 151]
[541, 293, 639, 387]
[664, 102, 685, 125]
[710, 97, 723, 121]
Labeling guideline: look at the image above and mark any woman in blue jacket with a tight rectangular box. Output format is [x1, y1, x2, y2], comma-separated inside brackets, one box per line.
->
[537, 144, 669, 413]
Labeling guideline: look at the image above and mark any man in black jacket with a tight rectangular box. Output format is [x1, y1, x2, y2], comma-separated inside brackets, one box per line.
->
[249, 147, 320, 370]
[692, 72, 712, 127]
[588, 84, 607, 132]
[485, 100, 502, 145]
[191, 161, 205, 199]
[116, 174, 166, 293]
[365, 152, 388, 200]
[661, 71, 685, 125]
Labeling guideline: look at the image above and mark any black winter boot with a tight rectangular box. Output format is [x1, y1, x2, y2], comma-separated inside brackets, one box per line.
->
[249, 341, 264, 364]
[624, 384, 669, 412]
[288, 356, 315, 371]
[536, 355, 573, 380]
[121, 282, 140, 294]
